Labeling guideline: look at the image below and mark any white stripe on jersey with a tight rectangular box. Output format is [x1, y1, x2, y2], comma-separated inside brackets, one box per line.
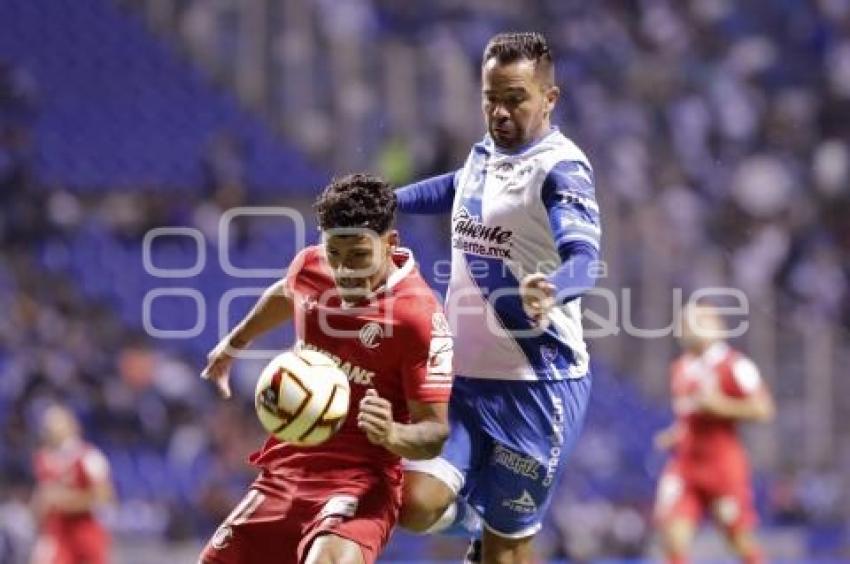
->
[447, 129, 596, 381]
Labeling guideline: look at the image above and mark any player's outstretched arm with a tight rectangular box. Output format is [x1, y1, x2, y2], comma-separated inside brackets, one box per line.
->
[201, 279, 294, 398]
[395, 171, 457, 215]
[357, 390, 449, 460]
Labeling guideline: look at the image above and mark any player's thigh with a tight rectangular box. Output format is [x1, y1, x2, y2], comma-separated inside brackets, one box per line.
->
[303, 533, 364, 564]
[710, 483, 759, 545]
[31, 534, 68, 564]
[200, 488, 298, 564]
[401, 379, 479, 528]
[655, 469, 702, 532]
[482, 528, 534, 564]
[472, 377, 590, 538]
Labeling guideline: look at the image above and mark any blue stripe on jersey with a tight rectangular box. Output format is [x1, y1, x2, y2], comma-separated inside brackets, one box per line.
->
[461, 253, 576, 378]
[547, 240, 599, 304]
[395, 171, 457, 214]
[542, 161, 601, 252]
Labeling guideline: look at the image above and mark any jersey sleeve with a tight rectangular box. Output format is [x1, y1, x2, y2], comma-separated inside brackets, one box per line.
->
[282, 246, 313, 296]
[399, 299, 454, 403]
[80, 448, 111, 486]
[729, 356, 762, 396]
[395, 171, 457, 214]
[541, 160, 602, 253]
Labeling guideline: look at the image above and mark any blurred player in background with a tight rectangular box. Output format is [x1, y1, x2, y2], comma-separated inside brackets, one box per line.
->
[654, 303, 775, 564]
[395, 32, 601, 562]
[199, 174, 453, 564]
[30, 405, 113, 564]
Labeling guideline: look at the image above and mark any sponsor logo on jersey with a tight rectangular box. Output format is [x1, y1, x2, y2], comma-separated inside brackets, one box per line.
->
[502, 489, 538, 513]
[452, 206, 513, 259]
[300, 342, 375, 386]
[543, 396, 566, 487]
[492, 444, 540, 480]
[358, 322, 383, 349]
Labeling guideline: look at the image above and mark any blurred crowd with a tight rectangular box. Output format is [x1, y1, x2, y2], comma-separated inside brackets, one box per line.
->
[172, 0, 850, 325]
[2, 0, 850, 560]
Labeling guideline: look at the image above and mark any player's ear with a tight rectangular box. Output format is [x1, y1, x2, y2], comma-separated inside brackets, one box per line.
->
[544, 85, 559, 116]
[385, 230, 400, 253]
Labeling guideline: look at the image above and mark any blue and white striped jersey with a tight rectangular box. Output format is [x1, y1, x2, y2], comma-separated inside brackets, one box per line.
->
[447, 128, 600, 381]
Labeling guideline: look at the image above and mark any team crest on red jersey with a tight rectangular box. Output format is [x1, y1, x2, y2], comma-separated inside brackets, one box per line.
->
[358, 322, 384, 349]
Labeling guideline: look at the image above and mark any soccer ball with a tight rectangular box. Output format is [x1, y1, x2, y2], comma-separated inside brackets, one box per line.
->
[254, 348, 350, 446]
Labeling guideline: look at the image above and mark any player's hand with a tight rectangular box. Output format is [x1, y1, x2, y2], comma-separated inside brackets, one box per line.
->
[694, 386, 728, 416]
[357, 389, 396, 448]
[201, 335, 243, 399]
[653, 425, 681, 451]
[520, 273, 555, 328]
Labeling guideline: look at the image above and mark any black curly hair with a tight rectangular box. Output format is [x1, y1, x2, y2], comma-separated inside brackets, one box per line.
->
[314, 173, 397, 235]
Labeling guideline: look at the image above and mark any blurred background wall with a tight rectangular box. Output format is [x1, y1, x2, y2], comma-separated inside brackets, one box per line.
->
[1, 0, 849, 561]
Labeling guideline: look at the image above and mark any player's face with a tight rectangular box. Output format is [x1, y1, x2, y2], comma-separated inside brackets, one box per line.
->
[324, 231, 398, 304]
[679, 305, 725, 352]
[41, 406, 80, 448]
[482, 58, 558, 151]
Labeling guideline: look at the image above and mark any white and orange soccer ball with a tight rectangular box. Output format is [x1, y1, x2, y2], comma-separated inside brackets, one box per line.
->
[254, 348, 350, 446]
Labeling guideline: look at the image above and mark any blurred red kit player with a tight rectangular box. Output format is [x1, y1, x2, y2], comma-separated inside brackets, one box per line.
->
[200, 174, 453, 564]
[31, 405, 113, 564]
[654, 304, 775, 564]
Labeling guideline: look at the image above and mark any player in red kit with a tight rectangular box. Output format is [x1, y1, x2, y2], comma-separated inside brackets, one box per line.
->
[30, 405, 113, 564]
[654, 304, 775, 564]
[200, 173, 453, 564]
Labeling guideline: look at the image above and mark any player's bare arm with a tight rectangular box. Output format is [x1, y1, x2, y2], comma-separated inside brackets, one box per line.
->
[696, 386, 775, 422]
[357, 389, 449, 460]
[653, 423, 682, 451]
[201, 278, 295, 398]
[36, 481, 112, 514]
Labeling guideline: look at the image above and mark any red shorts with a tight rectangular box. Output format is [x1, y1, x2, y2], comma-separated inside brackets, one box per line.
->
[32, 519, 109, 564]
[200, 466, 401, 564]
[655, 459, 757, 534]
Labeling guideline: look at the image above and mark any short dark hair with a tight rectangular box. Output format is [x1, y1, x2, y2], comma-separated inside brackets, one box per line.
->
[315, 173, 397, 234]
[483, 32, 552, 69]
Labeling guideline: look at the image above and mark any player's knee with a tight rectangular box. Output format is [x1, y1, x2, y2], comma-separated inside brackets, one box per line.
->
[399, 472, 454, 532]
[304, 534, 364, 564]
[481, 530, 534, 564]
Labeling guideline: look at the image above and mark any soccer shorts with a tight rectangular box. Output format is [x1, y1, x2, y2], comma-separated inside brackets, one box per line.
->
[200, 466, 400, 564]
[655, 459, 758, 534]
[32, 520, 109, 564]
[406, 373, 592, 538]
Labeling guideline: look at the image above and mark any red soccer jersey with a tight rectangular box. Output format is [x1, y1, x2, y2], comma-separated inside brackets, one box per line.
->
[250, 245, 453, 483]
[670, 341, 762, 478]
[34, 440, 111, 527]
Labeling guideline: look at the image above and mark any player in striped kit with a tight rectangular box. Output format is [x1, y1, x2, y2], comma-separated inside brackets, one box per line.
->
[395, 32, 601, 563]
